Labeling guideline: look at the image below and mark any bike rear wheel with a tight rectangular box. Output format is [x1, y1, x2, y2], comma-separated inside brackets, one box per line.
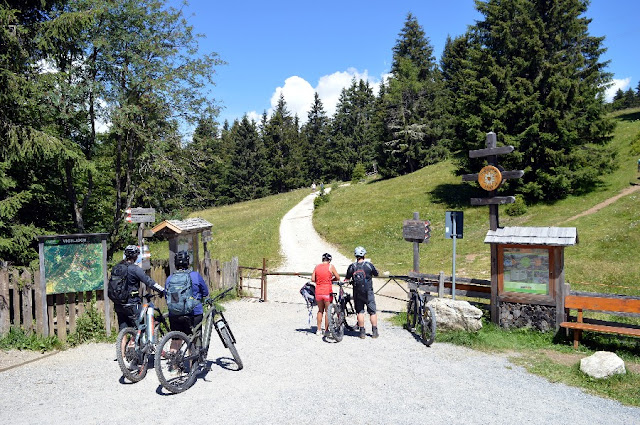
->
[116, 327, 148, 382]
[154, 331, 198, 394]
[327, 303, 344, 342]
[219, 325, 243, 370]
[418, 304, 436, 347]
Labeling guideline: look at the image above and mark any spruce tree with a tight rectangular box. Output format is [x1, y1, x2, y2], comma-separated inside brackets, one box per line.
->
[449, 0, 615, 201]
[379, 13, 451, 177]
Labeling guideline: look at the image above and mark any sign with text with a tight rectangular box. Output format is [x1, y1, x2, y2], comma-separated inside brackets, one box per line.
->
[125, 207, 156, 223]
[403, 219, 431, 243]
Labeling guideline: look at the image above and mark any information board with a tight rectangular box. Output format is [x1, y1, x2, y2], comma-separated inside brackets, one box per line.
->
[42, 234, 106, 295]
[502, 247, 549, 295]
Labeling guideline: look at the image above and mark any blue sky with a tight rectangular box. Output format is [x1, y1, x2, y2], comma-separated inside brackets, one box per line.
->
[169, 0, 639, 127]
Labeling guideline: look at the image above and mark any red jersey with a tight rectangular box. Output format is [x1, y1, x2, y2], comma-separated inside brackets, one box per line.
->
[313, 262, 333, 296]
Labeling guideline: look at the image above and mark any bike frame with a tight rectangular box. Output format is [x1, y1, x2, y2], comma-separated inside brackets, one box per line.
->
[332, 281, 355, 328]
[133, 294, 167, 350]
[184, 287, 236, 361]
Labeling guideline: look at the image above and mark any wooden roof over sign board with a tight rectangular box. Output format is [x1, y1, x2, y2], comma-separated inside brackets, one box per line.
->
[151, 218, 212, 237]
[484, 226, 578, 247]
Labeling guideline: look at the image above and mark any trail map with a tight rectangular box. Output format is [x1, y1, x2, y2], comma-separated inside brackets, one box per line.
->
[43, 235, 105, 295]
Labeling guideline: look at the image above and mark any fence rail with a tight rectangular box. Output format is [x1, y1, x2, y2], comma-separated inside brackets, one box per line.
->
[0, 257, 240, 338]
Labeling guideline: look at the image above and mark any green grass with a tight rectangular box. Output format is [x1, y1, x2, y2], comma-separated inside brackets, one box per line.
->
[146, 188, 309, 267]
[315, 109, 640, 295]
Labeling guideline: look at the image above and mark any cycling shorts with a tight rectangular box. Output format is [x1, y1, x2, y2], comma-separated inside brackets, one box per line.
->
[354, 290, 376, 315]
[315, 294, 333, 303]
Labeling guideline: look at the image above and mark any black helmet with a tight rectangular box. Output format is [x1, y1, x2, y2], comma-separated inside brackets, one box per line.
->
[124, 245, 140, 259]
[322, 253, 332, 262]
[175, 250, 190, 269]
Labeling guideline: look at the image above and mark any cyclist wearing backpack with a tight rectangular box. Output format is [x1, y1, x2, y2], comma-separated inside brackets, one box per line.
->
[111, 245, 165, 331]
[345, 246, 379, 339]
[165, 250, 209, 335]
[311, 253, 341, 336]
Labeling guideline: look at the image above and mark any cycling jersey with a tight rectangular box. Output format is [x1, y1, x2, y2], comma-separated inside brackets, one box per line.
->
[313, 262, 333, 296]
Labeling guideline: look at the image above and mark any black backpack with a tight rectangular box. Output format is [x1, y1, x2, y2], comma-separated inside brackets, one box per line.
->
[351, 262, 369, 295]
[108, 262, 130, 304]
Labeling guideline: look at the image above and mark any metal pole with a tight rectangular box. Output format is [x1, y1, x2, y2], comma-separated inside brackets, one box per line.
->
[413, 212, 420, 272]
[452, 212, 457, 300]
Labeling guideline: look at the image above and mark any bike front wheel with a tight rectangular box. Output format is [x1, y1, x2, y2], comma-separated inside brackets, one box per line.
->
[219, 325, 243, 370]
[418, 304, 436, 347]
[154, 331, 198, 394]
[327, 303, 344, 342]
[116, 327, 148, 382]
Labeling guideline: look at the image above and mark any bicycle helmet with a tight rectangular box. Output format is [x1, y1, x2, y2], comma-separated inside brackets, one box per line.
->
[124, 245, 140, 259]
[354, 246, 366, 257]
[175, 250, 190, 269]
[322, 253, 332, 262]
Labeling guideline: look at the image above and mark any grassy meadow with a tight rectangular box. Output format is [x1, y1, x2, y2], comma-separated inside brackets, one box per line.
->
[316, 108, 640, 296]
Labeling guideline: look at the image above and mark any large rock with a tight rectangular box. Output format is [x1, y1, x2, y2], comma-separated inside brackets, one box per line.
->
[427, 298, 483, 332]
[580, 351, 626, 379]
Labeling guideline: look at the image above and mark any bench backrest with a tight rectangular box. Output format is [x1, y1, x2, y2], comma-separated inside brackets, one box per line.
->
[564, 295, 640, 314]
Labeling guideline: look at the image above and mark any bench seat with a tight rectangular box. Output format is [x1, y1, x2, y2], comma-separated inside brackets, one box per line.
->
[560, 294, 640, 349]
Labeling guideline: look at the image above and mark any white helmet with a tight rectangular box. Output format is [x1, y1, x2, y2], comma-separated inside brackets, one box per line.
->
[354, 246, 366, 257]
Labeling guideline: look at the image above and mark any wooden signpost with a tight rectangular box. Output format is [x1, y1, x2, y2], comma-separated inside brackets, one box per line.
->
[462, 132, 523, 323]
[126, 207, 156, 270]
[403, 212, 431, 272]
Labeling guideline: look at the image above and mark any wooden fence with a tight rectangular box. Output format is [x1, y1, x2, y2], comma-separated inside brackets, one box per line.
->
[0, 257, 240, 339]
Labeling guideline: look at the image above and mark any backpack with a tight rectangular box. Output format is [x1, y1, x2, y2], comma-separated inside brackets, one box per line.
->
[300, 281, 316, 307]
[300, 281, 316, 325]
[108, 262, 131, 304]
[165, 270, 197, 316]
[351, 262, 370, 295]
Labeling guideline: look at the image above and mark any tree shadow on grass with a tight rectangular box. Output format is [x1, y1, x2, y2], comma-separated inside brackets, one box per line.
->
[615, 110, 640, 122]
[430, 183, 482, 209]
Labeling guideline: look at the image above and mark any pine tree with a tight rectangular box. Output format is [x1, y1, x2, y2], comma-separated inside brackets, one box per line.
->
[449, 0, 615, 201]
[301, 92, 330, 183]
[378, 13, 451, 177]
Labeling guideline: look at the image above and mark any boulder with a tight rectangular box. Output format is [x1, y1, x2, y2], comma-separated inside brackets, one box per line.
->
[427, 298, 483, 332]
[580, 351, 626, 379]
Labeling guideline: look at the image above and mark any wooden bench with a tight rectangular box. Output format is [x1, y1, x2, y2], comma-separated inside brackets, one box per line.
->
[560, 294, 640, 349]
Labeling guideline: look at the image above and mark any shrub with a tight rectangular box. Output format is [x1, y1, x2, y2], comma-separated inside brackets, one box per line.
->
[0, 327, 61, 352]
[68, 297, 111, 346]
[314, 192, 330, 209]
[351, 163, 366, 183]
[506, 195, 527, 216]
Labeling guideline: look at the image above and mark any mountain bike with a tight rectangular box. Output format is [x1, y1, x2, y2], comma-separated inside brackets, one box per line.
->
[116, 293, 169, 382]
[406, 285, 436, 346]
[327, 280, 356, 342]
[154, 286, 242, 394]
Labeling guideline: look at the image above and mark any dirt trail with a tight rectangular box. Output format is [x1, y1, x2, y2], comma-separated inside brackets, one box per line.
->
[562, 184, 640, 223]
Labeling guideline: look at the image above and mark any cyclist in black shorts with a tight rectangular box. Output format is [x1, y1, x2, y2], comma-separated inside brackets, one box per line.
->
[345, 246, 379, 339]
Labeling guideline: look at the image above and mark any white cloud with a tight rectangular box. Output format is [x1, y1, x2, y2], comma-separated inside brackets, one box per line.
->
[605, 77, 631, 102]
[246, 68, 387, 125]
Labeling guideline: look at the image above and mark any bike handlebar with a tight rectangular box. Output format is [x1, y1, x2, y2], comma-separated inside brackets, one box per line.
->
[204, 286, 235, 306]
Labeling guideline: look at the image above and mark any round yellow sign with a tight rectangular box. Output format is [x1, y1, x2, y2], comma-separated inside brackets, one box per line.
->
[478, 165, 502, 191]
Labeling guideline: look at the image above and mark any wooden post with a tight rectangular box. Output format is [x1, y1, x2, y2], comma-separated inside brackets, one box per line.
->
[0, 267, 9, 335]
[554, 247, 566, 331]
[21, 269, 33, 332]
[11, 269, 20, 328]
[34, 269, 44, 336]
[168, 236, 178, 276]
[56, 293, 66, 342]
[47, 295, 55, 338]
[485, 132, 500, 231]
[192, 233, 200, 274]
[438, 271, 444, 298]
[490, 243, 499, 324]
[68, 292, 77, 334]
[102, 238, 111, 335]
[38, 240, 49, 336]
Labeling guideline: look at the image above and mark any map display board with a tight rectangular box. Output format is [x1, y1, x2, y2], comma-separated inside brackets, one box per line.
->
[42, 234, 106, 295]
[502, 247, 550, 295]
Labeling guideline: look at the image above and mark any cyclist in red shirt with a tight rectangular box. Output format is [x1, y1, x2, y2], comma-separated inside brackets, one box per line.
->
[311, 253, 341, 336]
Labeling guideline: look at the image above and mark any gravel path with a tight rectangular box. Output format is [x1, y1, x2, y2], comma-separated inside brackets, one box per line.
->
[1, 192, 639, 424]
